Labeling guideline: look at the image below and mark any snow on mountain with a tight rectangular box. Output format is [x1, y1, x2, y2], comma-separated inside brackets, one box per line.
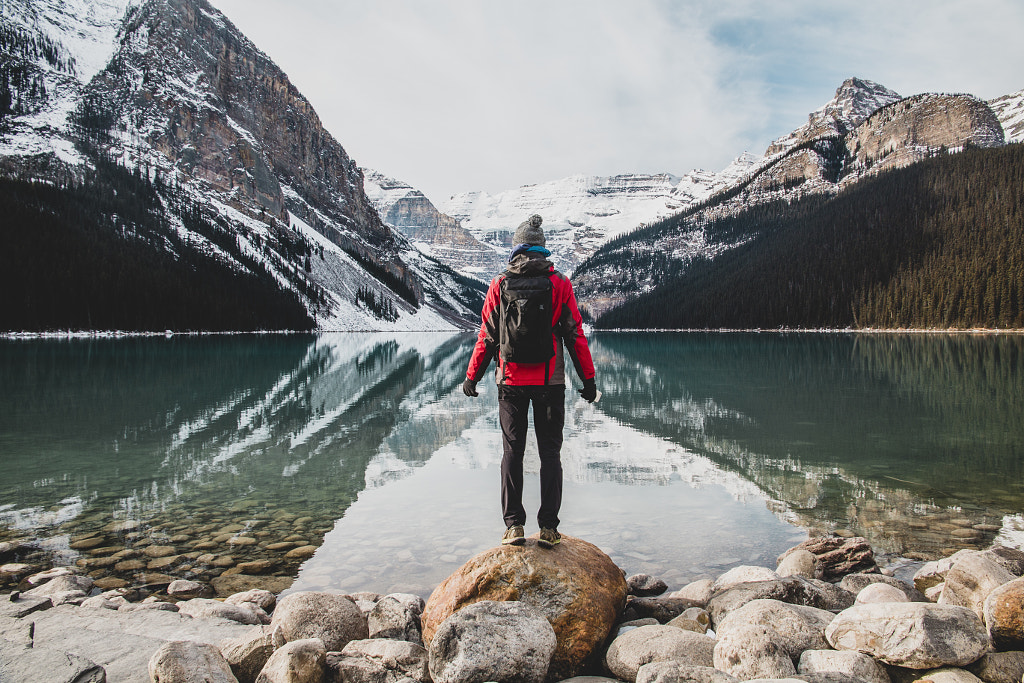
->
[437, 156, 758, 277]
[990, 87, 1024, 143]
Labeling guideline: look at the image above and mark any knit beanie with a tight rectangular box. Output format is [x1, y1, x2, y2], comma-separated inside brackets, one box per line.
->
[512, 214, 545, 247]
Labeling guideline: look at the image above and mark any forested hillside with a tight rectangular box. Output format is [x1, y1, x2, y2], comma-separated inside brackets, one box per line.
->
[1, 157, 317, 332]
[595, 144, 1024, 330]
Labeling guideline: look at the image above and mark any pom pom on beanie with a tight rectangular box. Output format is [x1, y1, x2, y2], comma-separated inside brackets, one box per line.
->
[512, 214, 545, 246]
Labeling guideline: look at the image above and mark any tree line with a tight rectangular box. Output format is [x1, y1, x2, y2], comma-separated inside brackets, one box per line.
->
[595, 144, 1024, 330]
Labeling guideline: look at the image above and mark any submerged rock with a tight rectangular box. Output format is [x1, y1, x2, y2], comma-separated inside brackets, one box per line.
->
[778, 536, 879, 582]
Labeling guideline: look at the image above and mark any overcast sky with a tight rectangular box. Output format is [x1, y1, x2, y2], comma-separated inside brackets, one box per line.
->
[207, 0, 1024, 205]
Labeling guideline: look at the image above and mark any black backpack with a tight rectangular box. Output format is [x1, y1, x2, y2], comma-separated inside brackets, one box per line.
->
[498, 272, 555, 364]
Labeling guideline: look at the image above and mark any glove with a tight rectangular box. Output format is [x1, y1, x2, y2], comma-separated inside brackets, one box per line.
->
[579, 377, 597, 403]
[462, 378, 479, 397]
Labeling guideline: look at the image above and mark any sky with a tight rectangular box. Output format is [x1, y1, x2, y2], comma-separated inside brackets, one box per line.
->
[207, 0, 1024, 205]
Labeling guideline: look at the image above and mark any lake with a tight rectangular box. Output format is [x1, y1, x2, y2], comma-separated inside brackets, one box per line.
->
[2, 332, 1023, 598]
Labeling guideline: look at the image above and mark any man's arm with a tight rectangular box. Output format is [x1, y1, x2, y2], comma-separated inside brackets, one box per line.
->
[465, 276, 503, 385]
[554, 274, 595, 383]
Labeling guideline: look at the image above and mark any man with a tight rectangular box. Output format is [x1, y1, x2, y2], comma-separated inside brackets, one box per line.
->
[463, 214, 597, 549]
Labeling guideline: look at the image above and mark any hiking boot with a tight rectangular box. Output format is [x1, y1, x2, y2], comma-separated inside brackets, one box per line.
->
[538, 528, 561, 549]
[502, 525, 525, 546]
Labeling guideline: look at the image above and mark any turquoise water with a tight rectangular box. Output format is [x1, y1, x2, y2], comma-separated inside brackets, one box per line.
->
[1, 332, 1022, 596]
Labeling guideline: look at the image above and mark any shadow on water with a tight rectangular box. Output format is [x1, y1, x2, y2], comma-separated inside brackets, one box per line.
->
[591, 332, 1024, 558]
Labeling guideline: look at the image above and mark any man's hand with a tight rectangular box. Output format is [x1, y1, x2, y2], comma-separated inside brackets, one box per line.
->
[462, 378, 479, 397]
[579, 377, 597, 403]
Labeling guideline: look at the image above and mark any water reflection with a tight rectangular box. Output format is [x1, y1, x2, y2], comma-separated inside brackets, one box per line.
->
[1, 332, 1022, 596]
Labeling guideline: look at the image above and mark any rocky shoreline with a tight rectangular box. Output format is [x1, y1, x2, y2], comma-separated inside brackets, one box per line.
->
[3, 534, 1024, 683]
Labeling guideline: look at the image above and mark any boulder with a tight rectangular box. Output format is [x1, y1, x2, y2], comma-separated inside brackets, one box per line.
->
[327, 638, 430, 683]
[256, 638, 325, 683]
[421, 534, 627, 680]
[81, 596, 121, 610]
[798, 649, 891, 683]
[24, 573, 94, 597]
[148, 640, 237, 683]
[778, 536, 879, 581]
[22, 567, 78, 587]
[840, 573, 928, 602]
[225, 589, 277, 613]
[667, 607, 710, 634]
[605, 624, 715, 683]
[0, 593, 51, 618]
[624, 596, 702, 624]
[983, 577, 1024, 650]
[167, 579, 213, 600]
[716, 599, 835, 660]
[177, 598, 268, 625]
[271, 591, 367, 652]
[825, 602, 990, 669]
[628, 574, 668, 597]
[967, 650, 1024, 683]
[636, 662, 740, 683]
[916, 551, 977, 593]
[427, 600, 556, 683]
[890, 668, 984, 683]
[940, 553, 1017, 619]
[0, 641, 105, 683]
[712, 622, 797, 680]
[713, 565, 781, 592]
[219, 628, 277, 683]
[672, 579, 714, 606]
[856, 583, 911, 605]
[777, 549, 818, 579]
[367, 593, 424, 644]
[982, 547, 1024, 577]
[119, 601, 180, 613]
[707, 576, 855, 627]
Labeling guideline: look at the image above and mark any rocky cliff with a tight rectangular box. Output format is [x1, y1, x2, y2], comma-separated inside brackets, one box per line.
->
[989, 88, 1024, 143]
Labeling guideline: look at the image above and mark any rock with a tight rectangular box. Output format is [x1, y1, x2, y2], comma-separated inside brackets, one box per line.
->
[367, 593, 424, 644]
[636, 662, 740, 683]
[235, 560, 275, 575]
[421, 534, 627, 680]
[284, 545, 316, 559]
[605, 624, 715, 682]
[983, 547, 1024, 577]
[0, 616, 34, 646]
[167, 579, 213, 599]
[940, 553, 1017, 619]
[0, 641, 105, 683]
[667, 607, 710, 634]
[916, 551, 978, 593]
[967, 651, 1024, 683]
[92, 577, 129, 590]
[716, 599, 835, 661]
[0, 593, 52, 618]
[177, 597, 268, 625]
[841, 573, 928, 602]
[983, 577, 1024, 650]
[891, 668, 984, 683]
[81, 595, 121, 610]
[271, 591, 367, 651]
[825, 602, 990, 669]
[144, 545, 178, 558]
[707, 576, 855, 627]
[798, 649, 891, 683]
[777, 549, 818, 579]
[148, 640, 237, 683]
[255, 638, 325, 683]
[219, 629, 277, 683]
[713, 565, 781, 592]
[211, 574, 293, 597]
[623, 596, 701, 624]
[327, 638, 430, 683]
[778, 536, 879, 581]
[225, 589, 277, 612]
[856, 583, 912, 605]
[672, 579, 714, 606]
[23, 567, 77, 587]
[427, 600, 556, 683]
[713, 622, 797, 680]
[49, 590, 88, 606]
[119, 601, 180, 613]
[24, 573, 94, 597]
[0, 563, 35, 582]
[628, 574, 669, 597]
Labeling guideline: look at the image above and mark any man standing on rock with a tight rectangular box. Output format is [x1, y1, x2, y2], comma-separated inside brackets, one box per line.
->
[463, 214, 598, 549]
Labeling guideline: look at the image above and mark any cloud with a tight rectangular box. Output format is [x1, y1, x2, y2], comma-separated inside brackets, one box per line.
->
[207, 0, 1024, 204]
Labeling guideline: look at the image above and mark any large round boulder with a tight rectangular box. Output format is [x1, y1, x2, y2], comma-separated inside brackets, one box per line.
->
[605, 624, 715, 682]
[271, 591, 368, 651]
[983, 576, 1024, 650]
[427, 600, 556, 683]
[421, 534, 627, 680]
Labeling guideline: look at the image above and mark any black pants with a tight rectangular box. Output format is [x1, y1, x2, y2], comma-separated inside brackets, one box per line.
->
[498, 384, 565, 530]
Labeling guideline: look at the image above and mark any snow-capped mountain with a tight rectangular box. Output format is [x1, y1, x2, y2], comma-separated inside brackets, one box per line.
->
[433, 157, 757, 278]
[989, 88, 1024, 143]
[573, 78, 1010, 316]
[1, 0, 480, 332]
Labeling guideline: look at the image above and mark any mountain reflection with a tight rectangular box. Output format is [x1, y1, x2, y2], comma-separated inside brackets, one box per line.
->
[589, 332, 1024, 558]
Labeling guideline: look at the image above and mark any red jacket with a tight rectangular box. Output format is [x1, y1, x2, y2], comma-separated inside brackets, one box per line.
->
[466, 254, 595, 386]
